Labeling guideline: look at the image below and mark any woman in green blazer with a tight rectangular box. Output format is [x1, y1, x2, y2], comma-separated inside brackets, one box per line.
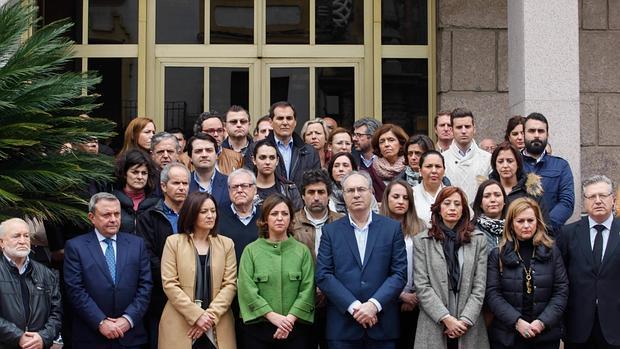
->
[237, 193, 315, 349]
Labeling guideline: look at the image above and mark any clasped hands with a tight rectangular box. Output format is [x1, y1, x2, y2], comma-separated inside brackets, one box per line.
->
[442, 315, 470, 339]
[18, 331, 43, 349]
[400, 291, 419, 312]
[352, 301, 379, 328]
[187, 312, 216, 340]
[98, 317, 131, 339]
[266, 312, 297, 340]
[516, 318, 545, 339]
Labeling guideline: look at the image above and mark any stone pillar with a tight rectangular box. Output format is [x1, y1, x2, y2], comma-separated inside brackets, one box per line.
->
[508, 0, 581, 218]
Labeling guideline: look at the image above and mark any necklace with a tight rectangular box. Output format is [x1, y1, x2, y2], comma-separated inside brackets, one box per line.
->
[515, 247, 536, 294]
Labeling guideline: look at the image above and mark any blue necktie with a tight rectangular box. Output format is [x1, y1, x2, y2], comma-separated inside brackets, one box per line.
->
[103, 238, 116, 284]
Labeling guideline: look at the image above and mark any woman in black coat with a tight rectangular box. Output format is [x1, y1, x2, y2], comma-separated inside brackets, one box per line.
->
[485, 197, 568, 349]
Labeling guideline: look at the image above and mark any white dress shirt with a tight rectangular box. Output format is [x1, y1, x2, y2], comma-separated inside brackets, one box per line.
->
[589, 215, 614, 261]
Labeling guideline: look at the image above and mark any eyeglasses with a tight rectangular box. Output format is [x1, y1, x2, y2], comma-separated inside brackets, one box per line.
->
[227, 119, 249, 125]
[584, 192, 613, 201]
[203, 128, 226, 134]
[343, 187, 370, 195]
[353, 133, 371, 139]
[229, 183, 254, 190]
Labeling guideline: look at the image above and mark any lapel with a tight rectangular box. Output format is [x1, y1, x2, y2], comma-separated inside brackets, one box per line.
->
[341, 219, 363, 269]
[361, 214, 380, 271]
[115, 234, 128, 283]
[600, 218, 620, 274]
[86, 231, 115, 285]
[576, 217, 597, 274]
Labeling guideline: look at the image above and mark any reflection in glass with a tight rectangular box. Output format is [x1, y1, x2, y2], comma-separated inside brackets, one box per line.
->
[165, 67, 204, 137]
[88, 58, 138, 151]
[382, 0, 427, 45]
[88, 0, 138, 44]
[266, 0, 309, 44]
[157, 0, 204, 44]
[270, 68, 309, 131]
[382, 59, 428, 135]
[210, 0, 254, 44]
[316, 0, 363, 44]
[316, 67, 355, 130]
[209, 68, 249, 113]
[37, 0, 82, 43]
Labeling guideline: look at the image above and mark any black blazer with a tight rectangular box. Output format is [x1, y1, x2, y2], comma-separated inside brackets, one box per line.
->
[557, 216, 620, 345]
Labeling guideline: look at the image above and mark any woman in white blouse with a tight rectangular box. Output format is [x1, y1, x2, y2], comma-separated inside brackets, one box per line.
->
[413, 150, 448, 225]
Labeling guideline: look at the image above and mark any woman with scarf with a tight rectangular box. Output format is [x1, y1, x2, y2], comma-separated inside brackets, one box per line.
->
[413, 186, 489, 349]
[327, 152, 378, 214]
[472, 180, 507, 250]
[485, 198, 567, 349]
[368, 124, 409, 201]
[401, 134, 435, 187]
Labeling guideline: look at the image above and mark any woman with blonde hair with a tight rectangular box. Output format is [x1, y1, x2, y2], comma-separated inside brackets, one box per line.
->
[380, 179, 425, 349]
[301, 118, 329, 168]
[119, 117, 156, 155]
[485, 197, 567, 349]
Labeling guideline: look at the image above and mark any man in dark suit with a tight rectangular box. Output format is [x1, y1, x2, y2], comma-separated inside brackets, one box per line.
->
[557, 175, 620, 349]
[64, 192, 152, 349]
[187, 132, 231, 206]
[316, 171, 407, 349]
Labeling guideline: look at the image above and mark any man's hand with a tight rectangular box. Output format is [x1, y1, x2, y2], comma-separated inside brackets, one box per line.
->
[98, 319, 123, 339]
[19, 332, 44, 349]
[108, 317, 131, 333]
[353, 301, 378, 328]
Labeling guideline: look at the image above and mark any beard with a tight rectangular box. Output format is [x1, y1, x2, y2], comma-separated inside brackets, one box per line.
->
[3, 245, 30, 260]
[525, 138, 547, 155]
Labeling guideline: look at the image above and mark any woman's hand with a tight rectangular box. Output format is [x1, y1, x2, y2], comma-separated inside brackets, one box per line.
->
[530, 319, 545, 335]
[516, 318, 536, 339]
[265, 312, 294, 332]
[399, 292, 418, 306]
[442, 315, 467, 338]
[186, 325, 205, 340]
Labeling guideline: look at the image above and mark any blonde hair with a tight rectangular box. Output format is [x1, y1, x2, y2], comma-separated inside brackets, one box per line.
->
[499, 197, 553, 252]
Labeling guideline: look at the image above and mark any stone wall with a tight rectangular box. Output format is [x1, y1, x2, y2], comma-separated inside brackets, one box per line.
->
[579, 0, 620, 187]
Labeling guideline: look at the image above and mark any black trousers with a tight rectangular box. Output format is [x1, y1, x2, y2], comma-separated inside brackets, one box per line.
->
[491, 338, 560, 349]
[565, 311, 620, 349]
[396, 307, 419, 349]
[240, 321, 313, 349]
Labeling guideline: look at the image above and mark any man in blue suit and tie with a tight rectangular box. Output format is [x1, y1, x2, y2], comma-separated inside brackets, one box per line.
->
[316, 171, 407, 349]
[64, 192, 152, 349]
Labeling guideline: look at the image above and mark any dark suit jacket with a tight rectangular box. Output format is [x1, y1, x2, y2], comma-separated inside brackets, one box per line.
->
[63, 231, 152, 348]
[316, 213, 407, 341]
[189, 170, 231, 207]
[557, 216, 620, 345]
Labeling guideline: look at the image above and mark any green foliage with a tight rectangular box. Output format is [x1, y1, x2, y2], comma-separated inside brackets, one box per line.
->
[0, 0, 116, 224]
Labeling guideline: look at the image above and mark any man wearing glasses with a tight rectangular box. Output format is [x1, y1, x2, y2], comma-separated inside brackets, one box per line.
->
[222, 105, 253, 156]
[352, 118, 382, 171]
[558, 175, 620, 349]
[316, 171, 407, 349]
[194, 111, 243, 175]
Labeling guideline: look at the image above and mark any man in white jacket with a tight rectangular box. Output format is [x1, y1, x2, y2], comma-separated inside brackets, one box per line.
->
[443, 108, 491, 202]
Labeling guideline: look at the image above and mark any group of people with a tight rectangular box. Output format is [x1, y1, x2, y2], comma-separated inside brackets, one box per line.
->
[0, 102, 618, 349]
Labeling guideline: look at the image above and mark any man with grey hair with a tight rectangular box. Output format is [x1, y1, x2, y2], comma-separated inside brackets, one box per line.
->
[64, 193, 152, 348]
[0, 218, 62, 349]
[150, 132, 180, 170]
[352, 118, 382, 170]
[136, 163, 189, 348]
[317, 171, 407, 348]
[558, 175, 620, 349]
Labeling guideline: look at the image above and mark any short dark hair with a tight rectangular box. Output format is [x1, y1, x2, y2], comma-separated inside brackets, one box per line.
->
[419, 149, 445, 169]
[434, 111, 452, 127]
[166, 127, 185, 136]
[405, 134, 435, 155]
[326, 152, 358, 183]
[472, 179, 507, 220]
[193, 111, 224, 136]
[301, 169, 332, 196]
[525, 112, 549, 131]
[256, 193, 295, 238]
[269, 101, 297, 119]
[114, 149, 157, 194]
[490, 141, 523, 180]
[252, 139, 278, 158]
[178, 192, 219, 236]
[225, 105, 250, 122]
[187, 132, 219, 155]
[450, 107, 475, 125]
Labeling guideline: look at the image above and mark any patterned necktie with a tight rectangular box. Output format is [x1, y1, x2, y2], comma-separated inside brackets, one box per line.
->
[103, 238, 116, 284]
[593, 224, 605, 272]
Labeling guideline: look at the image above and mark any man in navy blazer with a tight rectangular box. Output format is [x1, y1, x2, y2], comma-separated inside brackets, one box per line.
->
[64, 193, 152, 349]
[316, 171, 407, 349]
[187, 132, 231, 206]
[557, 175, 620, 349]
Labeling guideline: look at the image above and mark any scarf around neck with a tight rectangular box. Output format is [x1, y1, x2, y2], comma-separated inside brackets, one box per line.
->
[440, 221, 461, 295]
[372, 156, 406, 180]
[477, 214, 504, 238]
[404, 166, 422, 187]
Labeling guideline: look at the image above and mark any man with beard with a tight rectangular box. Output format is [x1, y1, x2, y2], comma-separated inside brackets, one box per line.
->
[522, 112, 574, 232]
[292, 169, 343, 349]
[0, 218, 62, 349]
[352, 118, 382, 171]
[136, 163, 190, 348]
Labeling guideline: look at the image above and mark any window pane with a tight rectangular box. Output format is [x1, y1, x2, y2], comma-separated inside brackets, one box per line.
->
[382, 0, 427, 45]
[316, 0, 363, 44]
[316, 67, 355, 130]
[88, 58, 138, 151]
[270, 68, 309, 132]
[157, 0, 204, 44]
[165, 67, 204, 137]
[266, 0, 309, 44]
[37, 0, 82, 43]
[210, 0, 254, 44]
[88, 0, 138, 44]
[382, 59, 428, 135]
[209, 67, 249, 113]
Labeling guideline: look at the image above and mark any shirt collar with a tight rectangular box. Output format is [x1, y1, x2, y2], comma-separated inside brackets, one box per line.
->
[3, 254, 30, 275]
[161, 201, 179, 215]
[274, 135, 293, 148]
[304, 207, 329, 227]
[95, 228, 117, 242]
[348, 211, 373, 231]
[231, 203, 257, 219]
[588, 214, 614, 231]
[193, 170, 216, 191]
[522, 149, 547, 163]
